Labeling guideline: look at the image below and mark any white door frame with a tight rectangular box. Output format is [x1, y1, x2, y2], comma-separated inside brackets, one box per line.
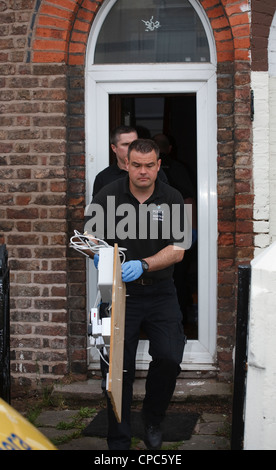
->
[85, 65, 217, 370]
[85, 0, 218, 371]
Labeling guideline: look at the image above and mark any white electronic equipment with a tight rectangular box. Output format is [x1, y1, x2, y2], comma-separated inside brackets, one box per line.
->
[98, 247, 114, 303]
[70, 231, 126, 372]
[88, 248, 114, 365]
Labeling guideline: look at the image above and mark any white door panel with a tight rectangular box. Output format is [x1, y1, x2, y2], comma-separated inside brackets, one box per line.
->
[85, 69, 217, 370]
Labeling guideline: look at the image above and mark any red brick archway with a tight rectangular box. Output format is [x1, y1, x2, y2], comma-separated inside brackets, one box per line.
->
[31, 0, 103, 65]
[31, 0, 250, 66]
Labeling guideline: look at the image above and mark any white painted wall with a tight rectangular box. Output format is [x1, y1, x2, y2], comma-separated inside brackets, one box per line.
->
[245, 19, 276, 448]
[269, 13, 276, 242]
[269, 77, 276, 241]
[252, 11, 276, 252]
[269, 12, 276, 77]
[244, 242, 276, 450]
[252, 71, 270, 255]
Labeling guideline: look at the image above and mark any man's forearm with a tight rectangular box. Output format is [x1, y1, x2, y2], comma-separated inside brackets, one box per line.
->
[143, 245, 185, 272]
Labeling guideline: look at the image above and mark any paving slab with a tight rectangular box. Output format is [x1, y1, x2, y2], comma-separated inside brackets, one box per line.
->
[58, 437, 109, 451]
[178, 435, 230, 451]
[52, 378, 232, 404]
[36, 378, 232, 451]
[37, 410, 79, 427]
[35, 408, 231, 451]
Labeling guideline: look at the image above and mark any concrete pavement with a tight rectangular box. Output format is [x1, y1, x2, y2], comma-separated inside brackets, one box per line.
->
[51, 377, 232, 405]
[37, 408, 230, 451]
[34, 378, 232, 451]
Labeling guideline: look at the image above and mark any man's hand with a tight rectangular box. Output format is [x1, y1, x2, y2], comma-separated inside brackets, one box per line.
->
[121, 260, 143, 283]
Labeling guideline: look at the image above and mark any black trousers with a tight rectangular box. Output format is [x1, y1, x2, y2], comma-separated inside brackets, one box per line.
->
[107, 278, 186, 450]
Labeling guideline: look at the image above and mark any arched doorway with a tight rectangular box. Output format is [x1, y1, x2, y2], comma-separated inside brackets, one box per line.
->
[85, 0, 218, 372]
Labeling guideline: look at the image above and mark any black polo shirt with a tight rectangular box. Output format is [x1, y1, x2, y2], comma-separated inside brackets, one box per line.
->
[92, 162, 169, 197]
[92, 163, 126, 197]
[86, 175, 185, 281]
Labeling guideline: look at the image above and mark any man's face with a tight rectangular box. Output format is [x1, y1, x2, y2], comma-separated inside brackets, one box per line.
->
[126, 149, 161, 192]
[111, 132, 137, 168]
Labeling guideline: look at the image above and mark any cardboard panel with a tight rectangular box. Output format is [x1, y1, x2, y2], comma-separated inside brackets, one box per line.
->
[107, 244, 126, 422]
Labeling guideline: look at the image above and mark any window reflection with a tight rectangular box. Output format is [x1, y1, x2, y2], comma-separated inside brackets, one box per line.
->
[94, 0, 210, 64]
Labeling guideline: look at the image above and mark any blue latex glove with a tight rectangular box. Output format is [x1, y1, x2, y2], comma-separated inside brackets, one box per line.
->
[122, 260, 143, 283]
[93, 254, 99, 269]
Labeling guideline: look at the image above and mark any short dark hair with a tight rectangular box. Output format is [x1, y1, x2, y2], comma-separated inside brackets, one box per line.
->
[110, 126, 137, 146]
[128, 139, 160, 160]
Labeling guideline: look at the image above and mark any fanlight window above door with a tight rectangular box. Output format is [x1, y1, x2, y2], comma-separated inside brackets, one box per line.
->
[94, 0, 211, 64]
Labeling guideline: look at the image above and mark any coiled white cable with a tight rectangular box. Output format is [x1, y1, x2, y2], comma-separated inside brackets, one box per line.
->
[70, 230, 126, 264]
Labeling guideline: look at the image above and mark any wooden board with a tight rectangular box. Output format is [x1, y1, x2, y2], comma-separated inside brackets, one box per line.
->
[107, 244, 126, 423]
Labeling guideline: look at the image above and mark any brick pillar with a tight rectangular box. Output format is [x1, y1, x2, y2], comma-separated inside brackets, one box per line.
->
[1, 61, 70, 391]
[67, 64, 87, 378]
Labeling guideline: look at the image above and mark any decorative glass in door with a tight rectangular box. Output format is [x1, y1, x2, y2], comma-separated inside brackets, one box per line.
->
[94, 0, 210, 64]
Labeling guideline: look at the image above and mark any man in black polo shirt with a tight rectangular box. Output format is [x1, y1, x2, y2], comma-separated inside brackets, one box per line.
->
[85, 139, 188, 451]
[92, 125, 168, 197]
[92, 126, 138, 197]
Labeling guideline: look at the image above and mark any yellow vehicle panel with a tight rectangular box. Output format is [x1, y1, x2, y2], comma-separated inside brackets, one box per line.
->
[0, 398, 56, 450]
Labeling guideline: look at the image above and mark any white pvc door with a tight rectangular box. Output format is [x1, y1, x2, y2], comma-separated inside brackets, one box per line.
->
[85, 65, 217, 371]
[85, 0, 217, 371]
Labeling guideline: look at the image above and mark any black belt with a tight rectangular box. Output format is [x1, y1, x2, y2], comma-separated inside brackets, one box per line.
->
[132, 278, 160, 286]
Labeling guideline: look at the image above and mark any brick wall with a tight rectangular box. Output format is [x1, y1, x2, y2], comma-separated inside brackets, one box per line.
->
[0, 0, 254, 390]
[0, 1, 70, 391]
[66, 63, 87, 378]
[252, 0, 275, 71]
[208, 0, 253, 379]
[1, 58, 69, 388]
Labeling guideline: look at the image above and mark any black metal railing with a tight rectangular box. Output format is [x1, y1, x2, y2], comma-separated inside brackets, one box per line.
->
[231, 264, 251, 450]
[0, 244, 10, 403]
